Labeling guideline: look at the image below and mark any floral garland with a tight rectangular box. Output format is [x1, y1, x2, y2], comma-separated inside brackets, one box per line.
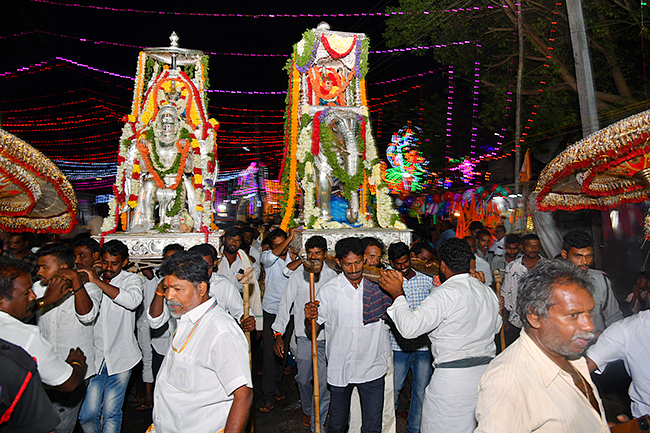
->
[320, 34, 357, 59]
[279, 54, 301, 231]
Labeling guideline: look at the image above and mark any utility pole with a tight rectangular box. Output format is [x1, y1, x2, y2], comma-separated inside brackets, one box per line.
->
[566, 0, 600, 137]
[514, 1, 524, 196]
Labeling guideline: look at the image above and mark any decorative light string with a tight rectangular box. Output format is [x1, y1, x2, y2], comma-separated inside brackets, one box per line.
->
[445, 65, 454, 162]
[28, 0, 510, 17]
[470, 59, 481, 156]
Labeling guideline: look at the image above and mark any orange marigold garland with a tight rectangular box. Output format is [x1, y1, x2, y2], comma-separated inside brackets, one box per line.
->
[280, 55, 300, 231]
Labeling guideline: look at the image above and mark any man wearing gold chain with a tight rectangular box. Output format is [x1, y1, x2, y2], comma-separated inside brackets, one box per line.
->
[147, 250, 252, 433]
[475, 259, 610, 432]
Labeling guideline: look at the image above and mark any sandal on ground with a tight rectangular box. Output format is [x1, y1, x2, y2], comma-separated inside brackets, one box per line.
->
[259, 402, 274, 413]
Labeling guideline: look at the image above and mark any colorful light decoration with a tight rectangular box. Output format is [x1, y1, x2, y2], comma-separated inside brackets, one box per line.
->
[384, 125, 431, 193]
[27, 1, 511, 17]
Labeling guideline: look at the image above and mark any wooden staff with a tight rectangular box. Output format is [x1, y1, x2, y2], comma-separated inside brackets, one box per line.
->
[242, 282, 252, 365]
[493, 270, 506, 351]
[242, 282, 254, 433]
[304, 259, 323, 433]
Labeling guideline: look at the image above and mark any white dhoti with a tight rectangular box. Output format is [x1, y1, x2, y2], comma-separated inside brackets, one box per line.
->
[421, 364, 488, 433]
[348, 351, 396, 433]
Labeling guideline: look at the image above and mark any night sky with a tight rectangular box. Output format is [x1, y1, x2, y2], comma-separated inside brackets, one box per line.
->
[2, 0, 439, 194]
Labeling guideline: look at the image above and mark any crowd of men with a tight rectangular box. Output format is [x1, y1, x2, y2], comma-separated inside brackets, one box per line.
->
[1, 218, 649, 433]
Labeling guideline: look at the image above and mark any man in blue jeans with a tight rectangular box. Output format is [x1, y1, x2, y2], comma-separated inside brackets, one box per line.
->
[387, 242, 434, 433]
[78, 240, 143, 433]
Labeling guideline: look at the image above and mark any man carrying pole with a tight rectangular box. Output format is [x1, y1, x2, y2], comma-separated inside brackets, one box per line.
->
[272, 236, 336, 432]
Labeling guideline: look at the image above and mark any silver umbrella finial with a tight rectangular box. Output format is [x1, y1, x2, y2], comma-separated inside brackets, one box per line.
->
[169, 32, 179, 48]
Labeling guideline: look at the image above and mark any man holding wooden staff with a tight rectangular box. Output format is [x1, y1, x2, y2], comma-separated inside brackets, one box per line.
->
[305, 237, 392, 433]
[272, 235, 336, 432]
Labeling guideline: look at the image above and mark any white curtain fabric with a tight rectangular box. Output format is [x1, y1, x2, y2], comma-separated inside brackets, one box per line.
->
[529, 193, 563, 259]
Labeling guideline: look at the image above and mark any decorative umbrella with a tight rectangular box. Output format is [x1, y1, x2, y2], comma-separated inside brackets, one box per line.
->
[534, 110, 650, 234]
[0, 129, 78, 233]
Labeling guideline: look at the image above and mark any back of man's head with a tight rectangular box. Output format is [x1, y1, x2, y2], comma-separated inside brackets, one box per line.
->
[72, 235, 101, 256]
[468, 221, 484, 232]
[410, 241, 435, 257]
[562, 229, 593, 252]
[516, 259, 592, 329]
[188, 244, 215, 263]
[36, 243, 74, 268]
[439, 238, 473, 274]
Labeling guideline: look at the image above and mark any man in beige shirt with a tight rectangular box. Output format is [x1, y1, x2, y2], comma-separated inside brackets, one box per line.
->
[475, 259, 610, 433]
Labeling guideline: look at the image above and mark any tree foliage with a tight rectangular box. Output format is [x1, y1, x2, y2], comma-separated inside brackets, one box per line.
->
[383, 0, 649, 159]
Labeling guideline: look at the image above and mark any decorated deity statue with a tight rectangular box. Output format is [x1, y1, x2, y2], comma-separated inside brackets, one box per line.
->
[280, 22, 403, 230]
[102, 33, 219, 235]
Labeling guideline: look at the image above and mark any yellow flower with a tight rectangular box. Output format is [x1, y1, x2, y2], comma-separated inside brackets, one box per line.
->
[133, 164, 141, 174]
[194, 174, 203, 184]
[190, 139, 199, 149]
[128, 114, 136, 123]
[208, 118, 219, 128]
[127, 200, 138, 209]
[196, 205, 203, 212]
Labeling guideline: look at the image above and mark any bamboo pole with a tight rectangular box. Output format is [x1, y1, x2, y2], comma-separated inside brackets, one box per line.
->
[493, 270, 506, 352]
[309, 272, 321, 433]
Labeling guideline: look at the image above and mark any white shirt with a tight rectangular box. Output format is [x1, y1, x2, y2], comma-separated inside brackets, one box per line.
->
[502, 257, 547, 328]
[272, 264, 337, 340]
[488, 237, 505, 256]
[261, 250, 292, 314]
[587, 269, 623, 332]
[316, 273, 391, 387]
[248, 245, 261, 267]
[475, 254, 493, 287]
[217, 250, 260, 295]
[93, 270, 143, 375]
[0, 311, 72, 386]
[142, 276, 176, 356]
[387, 273, 501, 366]
[33, 280, 103, 379]
[210, 273, 245, 322]
[153, 298, 252, 433]
[475, 330, 609, 433]
[587, 309, 650, 418]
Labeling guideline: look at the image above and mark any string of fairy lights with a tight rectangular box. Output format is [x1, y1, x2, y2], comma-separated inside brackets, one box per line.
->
[1, 3, 538, 193]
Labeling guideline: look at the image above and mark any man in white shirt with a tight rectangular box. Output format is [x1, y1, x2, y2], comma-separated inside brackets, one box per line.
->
[463, 235, 493, 287]
[272, 235, 336, 432]
[0, 258, 88, 406]
[501, 233, 545, 345]
[380, 237, 501, 433]
[587, 309, 650, 418]
[488, 224, 506, 256]
[490, 234, 521, 278]
[33, 243, 103, 433]
[305, 237, 392, 433]
[188, 244, 256, 333]
[475, 259, 609, 433]
[216, 227, 263, 330]
[77, 239, 143, 433]
[260, 228, 302, 412]
[147, 251, 253, 433]
[560, 229, 622, 333]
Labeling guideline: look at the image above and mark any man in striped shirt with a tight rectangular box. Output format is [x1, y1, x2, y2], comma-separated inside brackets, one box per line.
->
[387, 242, 434, 433]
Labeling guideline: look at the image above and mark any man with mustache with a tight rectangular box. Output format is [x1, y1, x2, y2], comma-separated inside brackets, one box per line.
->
[2, 232, 38, 278]
[305, 237, 392, 433]
[32, 243, 103, 433]
[148, 251, 252, 433]
[475, 259, 609, 432]
[272, 235, 336, 432]
[561, 229, 622, 333]
[0, 258, 87, 421]
[77, 239, 143, 433]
